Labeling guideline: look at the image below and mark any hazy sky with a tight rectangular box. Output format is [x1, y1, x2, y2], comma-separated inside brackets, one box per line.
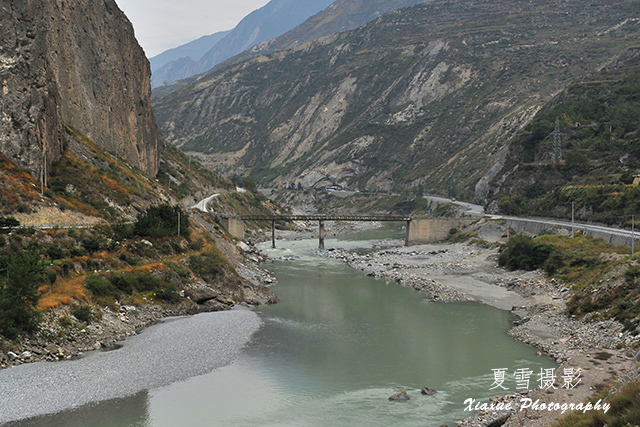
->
[115, 0, 271, 57]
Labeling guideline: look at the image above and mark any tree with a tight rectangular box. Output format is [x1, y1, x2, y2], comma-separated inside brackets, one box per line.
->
[134, 204, 190, 238]
[0, 252, 43, 339]
[0, 216, 20, 232]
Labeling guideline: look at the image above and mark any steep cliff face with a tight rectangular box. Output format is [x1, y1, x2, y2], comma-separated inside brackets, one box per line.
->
[0, 0, 160, 178]
[153, 0, 640, 199]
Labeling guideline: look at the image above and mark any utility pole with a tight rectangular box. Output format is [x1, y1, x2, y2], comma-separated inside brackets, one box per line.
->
[632, 215, 635, 256]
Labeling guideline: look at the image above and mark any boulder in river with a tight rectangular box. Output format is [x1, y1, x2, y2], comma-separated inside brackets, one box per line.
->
[421, 386, 437, 396]
[388, 389, 410, 401]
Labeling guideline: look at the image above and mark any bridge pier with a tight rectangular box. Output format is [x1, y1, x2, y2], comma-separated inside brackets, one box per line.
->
[405, 220, 411, 247]
[319, 220, 325, 249]
[271, 220, 276, 248]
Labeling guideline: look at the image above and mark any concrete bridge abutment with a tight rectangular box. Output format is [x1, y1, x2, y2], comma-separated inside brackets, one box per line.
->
[406, 218, 477, 246]
[225, 218, 245, 241]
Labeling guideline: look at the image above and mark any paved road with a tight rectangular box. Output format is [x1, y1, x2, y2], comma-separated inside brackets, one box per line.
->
[192, 193, 220, 212]
[425, 195, 640, 244]
[501, 215, 640, 241]
[424, 195, 485, 216]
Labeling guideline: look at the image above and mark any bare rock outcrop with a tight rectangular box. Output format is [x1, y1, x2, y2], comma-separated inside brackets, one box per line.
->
[0, 0, 160, 177]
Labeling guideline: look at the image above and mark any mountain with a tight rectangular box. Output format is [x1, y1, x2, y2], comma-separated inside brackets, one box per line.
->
[151, 0, 335, 88]
[221, 0, 428, 70]
[0, 0, 160, 177]
[484, 48, 640, 224]
[153, 0, 640, 200]
[152, 0, 428, 95]
[150, 30, 231, 74]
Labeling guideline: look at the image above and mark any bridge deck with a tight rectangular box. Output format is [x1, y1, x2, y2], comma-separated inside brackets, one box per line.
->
[239, 215, 412, 222]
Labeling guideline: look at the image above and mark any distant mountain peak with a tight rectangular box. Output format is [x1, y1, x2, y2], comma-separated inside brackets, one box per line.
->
[151, 0, 334, 88]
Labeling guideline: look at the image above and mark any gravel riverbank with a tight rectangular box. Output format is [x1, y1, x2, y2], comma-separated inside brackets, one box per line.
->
[316, 236, 639, 427]
[0, 308, 261, 424]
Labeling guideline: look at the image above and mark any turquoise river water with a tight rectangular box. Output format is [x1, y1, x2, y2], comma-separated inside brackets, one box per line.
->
[10, 225, 555, 426]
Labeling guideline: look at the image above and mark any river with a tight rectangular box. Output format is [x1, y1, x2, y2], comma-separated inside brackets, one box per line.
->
[3, 225, 555, 426]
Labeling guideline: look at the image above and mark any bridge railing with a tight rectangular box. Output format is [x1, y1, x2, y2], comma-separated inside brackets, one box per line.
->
[238, 215, 413, 222]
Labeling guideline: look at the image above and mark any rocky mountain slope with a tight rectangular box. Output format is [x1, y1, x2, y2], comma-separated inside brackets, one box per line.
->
[153, 0, 640, 201]
[485, 47, 640, 223]
[0, 0, 160, 178]
[151, 0, 335, 88]
[219, 0, 427, 71]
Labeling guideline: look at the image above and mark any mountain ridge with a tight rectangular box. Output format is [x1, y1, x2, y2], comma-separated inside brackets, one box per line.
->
[151, 0, 334, 88]
[153, 0, 640, 200]
[150, 30, 231, 74]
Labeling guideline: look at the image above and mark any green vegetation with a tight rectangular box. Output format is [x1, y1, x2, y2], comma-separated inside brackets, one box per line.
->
[134, 204, 189, 238]
[188, 249, 228, 282]
[0, 252, 43, 339]
[553, 380, 640, 427]
[72, 305, 94, 324]
[84, 275, 115, 297]
[498, 234, 560, 274]
[499, 233, 640, 333]
[0, 202, 244, 340]
[446, 228, 479, 244]
[107, 272, 163, 294]
[490, 51, 640, 224]
[0, 216, 20, 231]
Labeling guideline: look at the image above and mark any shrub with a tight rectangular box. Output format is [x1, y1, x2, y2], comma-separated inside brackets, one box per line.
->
[189, 249, 227, 281]
[85, 275, 116, 297]
[108, 272, 162, 294]
[81, 237, 105, 254]
[119, 252, 142, 266]
[154, 285, 181, 304]
[498, 234, 558, 271]
[0, 252, 43, 339]
[110, 220, 134, 241]
[134, 204, 189, 238]
[58, 316, 73, 328]
[72, 305, 93, 324]
[163, 261, 190, 278]
[46, 244, 65, 261]
[0, 216, 20, 232]
[188, 238, 204, 251]
[46, 270, 58, 285]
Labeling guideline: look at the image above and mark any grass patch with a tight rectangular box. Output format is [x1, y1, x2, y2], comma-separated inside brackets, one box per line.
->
[499, 233, 640, 333]
[553, 380, 640, 427]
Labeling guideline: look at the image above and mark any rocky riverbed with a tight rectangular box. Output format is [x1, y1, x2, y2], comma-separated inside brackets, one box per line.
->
[315, 232, 640, 427]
